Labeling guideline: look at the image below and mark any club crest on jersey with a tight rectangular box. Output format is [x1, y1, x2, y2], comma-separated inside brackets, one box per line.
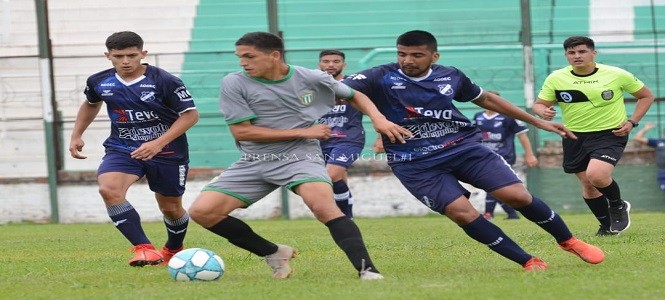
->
[438, 84, 453, 96]
[601, 90, 614, 100]
[300, 93, 314, 105]
[140, 91, 156, 102]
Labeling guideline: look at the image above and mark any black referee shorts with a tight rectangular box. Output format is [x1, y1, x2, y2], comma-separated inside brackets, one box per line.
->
[561, 129, 628, 174]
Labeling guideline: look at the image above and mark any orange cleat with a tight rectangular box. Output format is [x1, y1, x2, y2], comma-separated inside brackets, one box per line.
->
[128, 244, 163, 267]
[160, 245, 184, 266]
[523, 257, 548, 271]
[559, 237, 605, 264]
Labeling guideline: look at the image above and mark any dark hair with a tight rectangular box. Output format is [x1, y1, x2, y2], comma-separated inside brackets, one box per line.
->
[236, 32, 284, 56]
[396, 30, 438, 52]
[319, 49, 345, 60]
[105, 31, 144, 51]
[563, 36, 595, 50]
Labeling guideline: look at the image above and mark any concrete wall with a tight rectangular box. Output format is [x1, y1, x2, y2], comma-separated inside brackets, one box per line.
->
[0, 174, 493, 224]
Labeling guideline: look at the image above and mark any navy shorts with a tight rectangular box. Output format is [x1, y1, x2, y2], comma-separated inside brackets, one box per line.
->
[98, 151, 189, 196]
[562, 129, 628, 174]
[321, 143, 363, 169]
[390, 143, 521, 214]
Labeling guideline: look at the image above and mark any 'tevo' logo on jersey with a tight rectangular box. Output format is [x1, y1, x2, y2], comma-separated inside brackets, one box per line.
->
[112, 109, 160, 123]
[408, 107, 453, 119]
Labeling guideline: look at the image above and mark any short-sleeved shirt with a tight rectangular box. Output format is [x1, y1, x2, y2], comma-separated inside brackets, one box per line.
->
[220, 65, 354, 160]
[318, 99, 365, 148]
[342, 63, 483, 163]
[537, 63, 644, 132]
[473, 112, 528, 165]
[84, 64, 196, 164]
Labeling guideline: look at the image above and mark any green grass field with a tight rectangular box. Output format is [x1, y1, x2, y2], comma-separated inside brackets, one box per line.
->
[2, 213, 664, 300]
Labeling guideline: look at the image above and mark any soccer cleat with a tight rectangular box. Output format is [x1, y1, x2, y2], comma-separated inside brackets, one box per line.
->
[265, 244, 297, 279]
[128, 244, 163, 267]
[595, 225, 618, 236]
[359, 259, 384, 280]
[523, 257, 548, 271]
[160, 245, 184, 265]
[608, 201, 631, 233]
[558, 237, 605, 264]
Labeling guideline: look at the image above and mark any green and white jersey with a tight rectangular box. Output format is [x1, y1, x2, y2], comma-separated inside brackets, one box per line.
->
[537, 63, 644, 132]
[220, 65, 354, 159]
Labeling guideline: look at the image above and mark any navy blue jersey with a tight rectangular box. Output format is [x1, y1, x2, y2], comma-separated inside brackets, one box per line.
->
[318, 99, 365, 147]
[343, 63, 483, 162]
[473, 112, 528, 165]
[84, 64, 196, 164]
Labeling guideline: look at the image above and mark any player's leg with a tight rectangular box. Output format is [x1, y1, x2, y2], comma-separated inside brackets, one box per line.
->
[325, 144, 362, 219]
[327, 164, 353, 218]
[462, 145, 604, 265]
[484, 193, 497, 219]
[498, 200, 520, 219]
[97, 152, 161, 266]
[146, 161, 190, 264]
[189, 161, 293, 279]
[294, 181, 382, 279]
[390, 158, 544, 270]
[587, 158, 630, 233]
[574, 171, 614, 235]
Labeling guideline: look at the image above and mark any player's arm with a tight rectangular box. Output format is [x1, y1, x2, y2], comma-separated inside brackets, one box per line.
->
[473, 92, 576, 139]
[627, 86, 655, 128]
[516, 132, 538, 167]
[345, 90, 412, 143]
[69, 101, 103, 159]
[130, 109, 200, 160]
[532, 99, 557, 121]
[633, 122, 656, 145]
[228, 120, 331, 142]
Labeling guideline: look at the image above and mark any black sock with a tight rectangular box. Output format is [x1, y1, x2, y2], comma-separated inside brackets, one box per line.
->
[516, 197, 573, 243]
[333, 180, 353, 218]
[164, 212, 189, 250]
[584, 195, 611, 227]
[325, 216, 379, 273]
[461, 216, 532, 265]
[107, 200, 151, 246]
[595, 180, 623, 207]
[207, 216, 277, 256]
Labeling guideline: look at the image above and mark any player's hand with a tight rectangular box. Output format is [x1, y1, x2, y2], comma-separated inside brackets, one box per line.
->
[612, 121, 636, 137]
[302, 124, 332, 140]
[130, 140, 165, 161]
[372, 116, 412, 144]
[372, 137, 385, 154]
[537, 106, 556, 121]
[68, 138, 87, 159]
[524, 154, 538, 168]
[537, 120, 577, 139]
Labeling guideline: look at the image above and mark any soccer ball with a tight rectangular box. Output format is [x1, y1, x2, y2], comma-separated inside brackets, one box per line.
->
[167, 248, 225, 281]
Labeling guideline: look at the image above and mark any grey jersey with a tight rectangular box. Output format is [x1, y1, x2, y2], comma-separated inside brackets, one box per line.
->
[220, 65, 355, 159]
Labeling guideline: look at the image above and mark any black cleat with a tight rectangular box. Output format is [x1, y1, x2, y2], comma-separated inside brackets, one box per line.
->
[608, 201, 631, 233]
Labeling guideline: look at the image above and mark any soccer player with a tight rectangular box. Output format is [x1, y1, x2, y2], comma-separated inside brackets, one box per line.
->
[632, 122, 665, 192]
[473, 90, 538, 220]
[349, 30, 604, 271]
[533, 36, 655, 235]
[68, 31, 199, 266]
[187, 32, 411, 280]
[317, 50, 365, 218]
